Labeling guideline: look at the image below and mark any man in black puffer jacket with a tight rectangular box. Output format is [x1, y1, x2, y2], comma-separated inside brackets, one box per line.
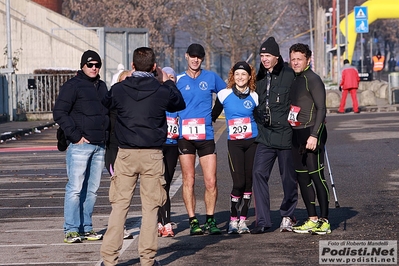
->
[53, 50, 109, 244]
[250, 37, 298, 235]
[100, 47, 185, 266]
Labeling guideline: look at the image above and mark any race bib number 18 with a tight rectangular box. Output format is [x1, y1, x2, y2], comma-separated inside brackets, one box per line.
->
[182, 118, 206, 140]
[167, 116, 179, 139]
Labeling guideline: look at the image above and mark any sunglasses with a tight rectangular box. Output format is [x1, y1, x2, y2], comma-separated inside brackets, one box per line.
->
[86, 62, 101, 68]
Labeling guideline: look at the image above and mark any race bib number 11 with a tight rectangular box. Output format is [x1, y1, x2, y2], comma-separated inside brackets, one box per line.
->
[182, 118, 206, 140]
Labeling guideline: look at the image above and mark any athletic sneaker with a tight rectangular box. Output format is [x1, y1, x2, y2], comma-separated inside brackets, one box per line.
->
[83, 230, 103, 241]
[204, 218, 221, 235]
[64, 231, 82, 244]
[280, 217, 296, 232]
[228, 220, 239, 234]
[189, 218, 204, 235]
[237, 219, 250, 234]
[311, 219, 331, 235]
[158, 223, 164, 237]
[124, 228, 133, 239]
[161, 223, 175, 237]
[292, 219, 318, 234]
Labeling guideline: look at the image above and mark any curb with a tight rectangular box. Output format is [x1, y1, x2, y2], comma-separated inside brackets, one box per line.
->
[0, 122, 56, 142]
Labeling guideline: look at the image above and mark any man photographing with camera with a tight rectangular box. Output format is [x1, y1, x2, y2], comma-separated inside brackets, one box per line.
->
[250, 37, 298, 234]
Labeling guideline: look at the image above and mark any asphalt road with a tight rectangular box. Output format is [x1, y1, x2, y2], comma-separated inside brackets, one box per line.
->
[0, 113, 398, 266]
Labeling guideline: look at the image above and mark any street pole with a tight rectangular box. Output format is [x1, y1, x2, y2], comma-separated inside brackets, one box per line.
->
[336, 0, 341, 83]
[6, 0, 14, 121]
[308, 0, 314, 70]
[345, 0, 348, 60]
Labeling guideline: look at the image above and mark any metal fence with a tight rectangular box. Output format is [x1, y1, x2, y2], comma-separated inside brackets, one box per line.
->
[0, 75, 7, 117]
[15, 74, 75, 115]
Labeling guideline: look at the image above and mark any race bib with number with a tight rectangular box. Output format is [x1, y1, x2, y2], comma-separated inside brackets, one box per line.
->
[182, 118, 206, 140]
[228, 117, 252, 140]
[167, 116, 179, 139]
[288, 105, 301, 126]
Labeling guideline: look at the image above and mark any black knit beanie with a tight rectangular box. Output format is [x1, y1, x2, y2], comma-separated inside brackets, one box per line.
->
[259, 37, 280, 56]
[80, 50, 102, 69]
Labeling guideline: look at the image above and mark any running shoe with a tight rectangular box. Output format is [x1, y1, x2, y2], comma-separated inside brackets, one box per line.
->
[190, 218, 204, 235]
[124, 227, 133, 239]
[158, 223, 164, 237]
[204, 218, 221, 235]
[228, 220, 239, 234]
[83, 230, 103, 241]
[280, 217, 296, 232]
[311, 219, 331, 235]
[64, 231, 82, 244]
[237, 219, 250, 234]
[292, 219, 318, 234]
[161, 223, 175, 237]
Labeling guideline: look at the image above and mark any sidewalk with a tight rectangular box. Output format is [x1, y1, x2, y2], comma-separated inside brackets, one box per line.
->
[0, 120, 56, 142]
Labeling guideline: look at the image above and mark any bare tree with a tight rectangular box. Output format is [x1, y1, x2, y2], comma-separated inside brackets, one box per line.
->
[62, 0, 310, 70]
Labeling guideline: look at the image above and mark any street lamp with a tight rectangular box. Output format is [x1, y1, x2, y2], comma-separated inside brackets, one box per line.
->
[325, 12, 332, 80]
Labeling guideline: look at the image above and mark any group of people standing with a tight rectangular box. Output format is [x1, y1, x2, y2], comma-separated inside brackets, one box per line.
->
[53, 37, 331, 266]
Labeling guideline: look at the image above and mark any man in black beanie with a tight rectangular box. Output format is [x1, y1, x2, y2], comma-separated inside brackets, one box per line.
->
[53, 50, 108, 243]
[250, 37, 298, 234]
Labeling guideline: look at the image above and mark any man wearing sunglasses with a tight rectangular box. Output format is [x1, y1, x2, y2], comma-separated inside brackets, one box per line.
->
[53, 50, 109, 244]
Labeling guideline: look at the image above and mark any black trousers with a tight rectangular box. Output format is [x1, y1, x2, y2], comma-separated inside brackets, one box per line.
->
[292, 125, 329, 219]
[252, 143, 298, 227]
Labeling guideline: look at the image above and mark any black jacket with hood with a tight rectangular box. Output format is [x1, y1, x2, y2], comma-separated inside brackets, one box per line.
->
[254, 57, 295, 149]
[103, 74, 186, 149]
[53, 70, 109, 145]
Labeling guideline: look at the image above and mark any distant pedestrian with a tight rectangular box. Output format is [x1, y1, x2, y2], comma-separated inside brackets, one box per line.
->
[338, 59, 360, 114]
[53, 50, 108, 243]
[388, 57, 396, 72]
[372, 51, 384, 81]
[110, 63, 125, 86]
[217, 61, 258, 234]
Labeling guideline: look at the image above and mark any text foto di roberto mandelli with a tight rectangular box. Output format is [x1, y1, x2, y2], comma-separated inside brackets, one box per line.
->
[319, 240, 397, 265]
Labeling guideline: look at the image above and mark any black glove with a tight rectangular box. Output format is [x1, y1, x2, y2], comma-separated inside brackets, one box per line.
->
[339, 86, 342, 92]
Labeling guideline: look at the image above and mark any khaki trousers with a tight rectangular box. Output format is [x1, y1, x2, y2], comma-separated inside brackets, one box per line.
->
[101, 148, 167, 266]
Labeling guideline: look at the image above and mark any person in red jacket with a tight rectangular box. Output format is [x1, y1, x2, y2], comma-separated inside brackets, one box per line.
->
[338, 59, 360, 113]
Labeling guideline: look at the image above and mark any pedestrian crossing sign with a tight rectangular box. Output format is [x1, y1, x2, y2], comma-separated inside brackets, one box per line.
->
[354, 6, 367, 19]
[354, 6, 368, 33]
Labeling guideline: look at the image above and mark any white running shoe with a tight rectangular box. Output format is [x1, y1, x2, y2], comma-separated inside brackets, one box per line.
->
[228, 220, 239, 234]
[238, 219, 250, 234]
[280, 217, 296, 232]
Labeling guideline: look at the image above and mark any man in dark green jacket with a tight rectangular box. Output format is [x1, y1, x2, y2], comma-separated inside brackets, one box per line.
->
[250, 37, 298, 234]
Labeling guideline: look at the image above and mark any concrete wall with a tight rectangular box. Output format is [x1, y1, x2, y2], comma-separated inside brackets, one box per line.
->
[0, 0, 99, 74]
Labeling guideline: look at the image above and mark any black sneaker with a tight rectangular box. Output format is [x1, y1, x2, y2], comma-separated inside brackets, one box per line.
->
[250, 226, 269, 234]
